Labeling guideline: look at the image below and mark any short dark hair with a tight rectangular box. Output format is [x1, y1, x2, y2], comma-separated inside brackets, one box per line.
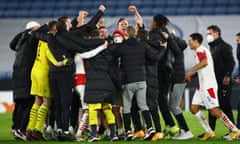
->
[57, 16, 69, 22]
[56, 16, 70, 32]
[98, 26, 106, 30]
[89, 29, 100, 39]
[207, 25, 221, 36]
[48, 20, 57, 31]
[190, 33, 203, 44]
[137, 29, 149, 40]
[236, 32, 240, 36]
[153, 14, 169, 27]
[117, 17, 126, 25]
[56, 20, 66, 32]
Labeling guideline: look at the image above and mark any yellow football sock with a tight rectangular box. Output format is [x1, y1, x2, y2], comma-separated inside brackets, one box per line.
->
[27, 104, 40, 131]
[35, 105, 48, 131]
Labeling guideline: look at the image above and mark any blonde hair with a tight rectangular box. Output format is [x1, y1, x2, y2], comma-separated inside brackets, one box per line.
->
[127, 26, 136, 38]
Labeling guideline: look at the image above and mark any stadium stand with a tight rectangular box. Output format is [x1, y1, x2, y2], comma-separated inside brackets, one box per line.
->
[0, 0, 239, 18]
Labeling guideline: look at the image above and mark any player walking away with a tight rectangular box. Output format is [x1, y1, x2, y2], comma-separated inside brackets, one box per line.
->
[186, 33, 240, 141]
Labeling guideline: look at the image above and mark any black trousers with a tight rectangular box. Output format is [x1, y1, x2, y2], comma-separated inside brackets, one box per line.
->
[12, 97, 34, 131]
[70, 90, 80, 129]
[50, 71, 74, 131]
[46, 98, 55, 127]
[208, 83, 234, 131]
[158, 71, 175, 127]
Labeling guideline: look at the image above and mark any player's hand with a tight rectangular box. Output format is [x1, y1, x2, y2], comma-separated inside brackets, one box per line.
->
[128, 5, 137, 14]
[102, 40, 108, 49]
[56, 61, 64, 67]
[184, 71, 192, 82]
[236, 76, 240, 84]
[78, 11, 89, 17]
[99, 5, 106, 12]
[161, 32, 169, 40]
[97, 18, 104, 27]
[223, 76, 230, 85]
[160, 40, 167, 48]
[168, 27, 176, 35]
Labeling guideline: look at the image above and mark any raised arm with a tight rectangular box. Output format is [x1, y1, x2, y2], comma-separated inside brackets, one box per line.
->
[76, 11, 89, 28]
[128, 5, 143, 28]
[87, 4, 106, 26]
[70, 5, 105, 35]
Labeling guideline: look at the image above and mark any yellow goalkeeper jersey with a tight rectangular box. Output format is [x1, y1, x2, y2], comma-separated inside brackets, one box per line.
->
[30, 40, 58, 97]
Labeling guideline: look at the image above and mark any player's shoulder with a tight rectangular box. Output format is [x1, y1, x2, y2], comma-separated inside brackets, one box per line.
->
[196, 45, 209, 53]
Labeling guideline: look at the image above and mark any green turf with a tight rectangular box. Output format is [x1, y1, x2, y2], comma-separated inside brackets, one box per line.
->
[0, 111, 239, 144]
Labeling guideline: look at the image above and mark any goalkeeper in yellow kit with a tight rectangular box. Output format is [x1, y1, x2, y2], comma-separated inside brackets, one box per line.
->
[26, 21, 65, 141]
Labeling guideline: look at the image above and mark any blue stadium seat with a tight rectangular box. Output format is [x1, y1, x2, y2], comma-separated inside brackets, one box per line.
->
[105, 0, 118, 8]
[0, 0, 239, 17]
[203, 0, 217, 6]
[0, 2, 6, 10]
[227, 6, 240, 14]
[53, 9, 66, 17]
[4, 10, 16, 17]
[31, 1, 43, 10]
[167, 0, 179, 7]
[216, 0, 229, 6]
[105, 8, 115, 16]
[139, 1, 154, 8]
[116, 1, 129, 8]
[201, 6, 214, 15]
[139, 7, 153, 16]
[16, 10, 28, 18]
[214, 6, 227, 14]
[189, 7, 202, 15]
[177, 7, 189, 15]
[0, 11, 3, 17]
[114, 8, 129, 16]
[27, 9, 41, 17]
[77, 1, 92, 9]
[68, 1, 80, 8]
[43, 1, 56, 9]
[6, 2, 18, 10]
[92, 0, 105, 7]
[65, 9, 78, 17]
[129, 0, 141, 7]
[18, 2, 31, 10]
[165, 7, 177, 15]
[191, 0, 203, 6]
[153, 1, 167, 7]
[87, 9, 98, 17]
[152, 8, 165, 15]
[56, 1, 68, 9]
[40, 10, 54, 18]
[229, 0, 240, 5]
[179, 0, 192, 6]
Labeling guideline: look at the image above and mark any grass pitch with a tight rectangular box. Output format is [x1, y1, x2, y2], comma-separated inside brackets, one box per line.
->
[0, 111, 239, 144]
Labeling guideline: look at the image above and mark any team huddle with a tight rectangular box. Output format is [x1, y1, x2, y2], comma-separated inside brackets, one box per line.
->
[9, 4, 240, 142]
